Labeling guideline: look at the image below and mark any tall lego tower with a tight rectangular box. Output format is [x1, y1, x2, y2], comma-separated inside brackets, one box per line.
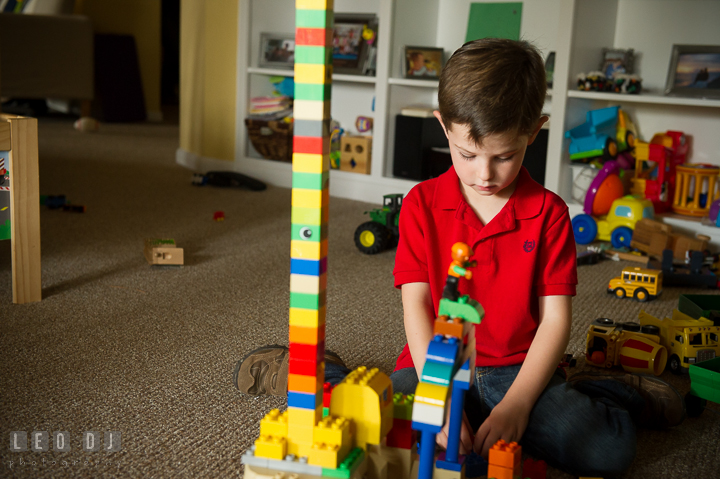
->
[286, 0, 334, 459]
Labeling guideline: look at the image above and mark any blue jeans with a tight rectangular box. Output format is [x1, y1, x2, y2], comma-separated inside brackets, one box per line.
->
[325, 362, 642, 477]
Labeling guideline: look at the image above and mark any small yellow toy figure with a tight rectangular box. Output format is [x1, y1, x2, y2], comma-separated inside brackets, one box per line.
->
[442, 242, 477, 301]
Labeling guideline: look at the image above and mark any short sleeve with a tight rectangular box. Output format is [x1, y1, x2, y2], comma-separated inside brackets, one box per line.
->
[534, 207, 578, 296]
[393, 191, 430, 288]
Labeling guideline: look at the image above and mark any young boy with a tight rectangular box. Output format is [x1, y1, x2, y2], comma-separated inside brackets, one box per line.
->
[235, 38, 686, 477]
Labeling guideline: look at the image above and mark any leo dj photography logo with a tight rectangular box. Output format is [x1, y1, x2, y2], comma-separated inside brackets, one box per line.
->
[9, 431, 121, 452]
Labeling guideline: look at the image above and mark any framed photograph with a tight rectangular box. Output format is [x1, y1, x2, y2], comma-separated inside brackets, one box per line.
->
[403, 46, 444, 80]
[664, 44, 720, 99]
[259, 32, 295, 69]
[599, 48, 634, 79]
[333, 14, 378, 75]
[545, 51, 556, 88]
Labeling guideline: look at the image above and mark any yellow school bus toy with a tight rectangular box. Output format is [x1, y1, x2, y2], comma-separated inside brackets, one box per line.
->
[608, 266, 662, 302]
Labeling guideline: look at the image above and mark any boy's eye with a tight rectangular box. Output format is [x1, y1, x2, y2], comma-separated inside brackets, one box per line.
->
[459, 153, 474, 160]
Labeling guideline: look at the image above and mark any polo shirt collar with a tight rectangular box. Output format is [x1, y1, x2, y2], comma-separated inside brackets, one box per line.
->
[432, 166, 545, 235]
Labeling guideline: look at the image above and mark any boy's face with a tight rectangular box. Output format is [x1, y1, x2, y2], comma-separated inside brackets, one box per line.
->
[434, 112, 546, 201]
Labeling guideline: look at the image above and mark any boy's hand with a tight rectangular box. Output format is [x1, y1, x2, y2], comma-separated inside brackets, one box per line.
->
[473, 398, 530, 458]
[436, 410, 474, 455]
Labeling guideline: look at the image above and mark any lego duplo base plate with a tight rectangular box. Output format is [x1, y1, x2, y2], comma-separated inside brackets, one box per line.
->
[243, 460, 367, 479]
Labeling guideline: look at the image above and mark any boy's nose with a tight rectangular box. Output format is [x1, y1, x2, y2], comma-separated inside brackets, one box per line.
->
[477, 162, 493, 182]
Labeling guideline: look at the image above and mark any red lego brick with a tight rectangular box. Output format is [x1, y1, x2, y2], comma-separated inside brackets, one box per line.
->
[294, 136, 328, 155]
[386, 418, 416, 449]
[522, 457, 547, 479]
[295, 27, 332, 47]
[323, 382, 334, 408]
[288, 356, 324, 376]
[289, 340, 325, 362]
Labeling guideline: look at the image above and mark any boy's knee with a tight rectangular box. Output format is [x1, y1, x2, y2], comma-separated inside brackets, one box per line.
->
[571, 434, 636, 476]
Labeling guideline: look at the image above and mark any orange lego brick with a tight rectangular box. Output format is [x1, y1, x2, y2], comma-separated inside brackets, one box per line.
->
[294, 135, 330, 155]
[489, 439, 521, 468]
[433, 315, 464, 338]
[295, 27, 332, 47]
[289, 324, 326, 345]
[288, 372, 324, 393]
[487, 462, 522, 479]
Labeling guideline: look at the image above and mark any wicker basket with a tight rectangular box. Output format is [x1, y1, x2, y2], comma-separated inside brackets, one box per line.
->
[245, 118, 293, 162]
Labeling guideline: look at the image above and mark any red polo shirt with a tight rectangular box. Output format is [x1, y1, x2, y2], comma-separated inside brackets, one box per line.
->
[393, 166, 577, 370]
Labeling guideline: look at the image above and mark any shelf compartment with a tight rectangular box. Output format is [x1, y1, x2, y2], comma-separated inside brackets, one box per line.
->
[567, 90, 720, 108]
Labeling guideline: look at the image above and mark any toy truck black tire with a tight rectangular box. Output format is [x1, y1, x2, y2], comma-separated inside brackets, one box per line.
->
[354, 221, 390, 254]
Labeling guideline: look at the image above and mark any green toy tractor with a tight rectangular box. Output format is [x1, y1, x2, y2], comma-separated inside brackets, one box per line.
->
[354, 193, 403, 254]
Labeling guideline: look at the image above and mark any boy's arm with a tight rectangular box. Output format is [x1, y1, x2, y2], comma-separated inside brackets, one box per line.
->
[474, 294, 572, 457]
[401, 282, 436, 378]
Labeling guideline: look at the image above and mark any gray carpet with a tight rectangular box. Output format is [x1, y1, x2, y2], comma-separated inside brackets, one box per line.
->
[1, 117, 718, 478]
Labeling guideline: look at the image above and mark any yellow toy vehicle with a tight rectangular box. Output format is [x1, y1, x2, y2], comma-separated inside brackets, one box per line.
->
[638, 309, 720, 374]
[572, 195, 654, 248]
[607, 266, 662, 302]
[586, 317, 667, 376]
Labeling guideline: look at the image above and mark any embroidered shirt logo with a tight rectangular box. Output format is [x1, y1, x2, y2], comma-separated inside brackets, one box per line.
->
[523, 239, 536, 253]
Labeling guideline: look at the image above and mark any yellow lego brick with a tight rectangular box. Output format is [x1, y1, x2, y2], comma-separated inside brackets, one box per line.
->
[290, 273, 327, 295]
[295, 64, 331, 84]
[296, 0, 333, 10]
[287, 439, 314, 458]
[313, 416, 351, 447]
[293, 153, 330, 173]
[414, 382, 448, 406]
[254, 434, 287, 460]
[294, 99, 331, 121]
[308, 442, 342, 468]
[433, 465, 465, 479]
[259, 409, 288, 437]
[289, 306, 326, 327]
[288, 423, 316, 443]
[291, 238, 328, 260]
[288, 405, 323, 426]
[292, 187, 329, 209]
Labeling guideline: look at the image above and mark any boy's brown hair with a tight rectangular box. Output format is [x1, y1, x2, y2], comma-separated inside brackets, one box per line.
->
[437, 38, 547, 143]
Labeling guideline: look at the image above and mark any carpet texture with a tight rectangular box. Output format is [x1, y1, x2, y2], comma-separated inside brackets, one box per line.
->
[1, 117, 718, 478]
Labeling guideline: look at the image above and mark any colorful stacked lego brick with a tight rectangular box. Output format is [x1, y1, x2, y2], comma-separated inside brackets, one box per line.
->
[487, 440, 522, 479]
[285, 0, 334, 462]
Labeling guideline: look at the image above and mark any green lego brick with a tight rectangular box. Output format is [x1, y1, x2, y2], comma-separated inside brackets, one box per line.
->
[393, 392, 414, 420]
[570, 149, 603, 161]
[293, 171, 329, 190]
[292, 206, 324, 226]
[322, 448, 364, 478]
[421, 361, 454, 386]
[291, 223, 328, 242]
[295, 45, 332, 65]
[296, 8, 333, 28]
[438, 296, 484, 324]
[290, 291, 326, 309]
[295, 83, 332, 102]
[322, 407, 329, 418]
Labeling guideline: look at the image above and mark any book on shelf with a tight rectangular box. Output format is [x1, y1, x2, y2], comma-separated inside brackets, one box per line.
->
[400, 105, 437, 118]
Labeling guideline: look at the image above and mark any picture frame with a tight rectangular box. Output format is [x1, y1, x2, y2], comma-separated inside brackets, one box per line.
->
[664, 44, 720, 99]
[259, 32, 295, 69]
[333, 14, 378, 75]
[545, 51, 556, 88]
[403, 46, 444, 80]
[599, 48, 634, 79]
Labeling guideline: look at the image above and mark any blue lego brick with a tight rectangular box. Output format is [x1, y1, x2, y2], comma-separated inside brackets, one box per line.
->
[288, 391, 322, 409]
[464, 452, 488, 478]
[411, 420, 442, 434]
[436, 451, 465, 471]
[421, 361, 454, 386]
[291, 258, 328, 276]
[426, 336, 459, 365]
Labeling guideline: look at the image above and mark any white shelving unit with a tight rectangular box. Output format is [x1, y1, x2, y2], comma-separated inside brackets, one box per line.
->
[235, 0, 562, 202]
[548, 0, 720, 244]
[235, 0, 720, 244]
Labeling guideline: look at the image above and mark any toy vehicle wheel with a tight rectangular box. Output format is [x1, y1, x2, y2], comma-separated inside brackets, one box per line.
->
[641, 324, 660, 335]
[571, 214, 598, 245]
[593, 317, 615, 326]
[669, 355, 683, 375]
[625, 131, 635, 149]
[613, 288, 626, 299]
[354, 221, 389, 254]
[685, 392, 707, 418]
[610, 226, 633, 248]
[603, 138, 619, 160]
[634, 287, 649, 302]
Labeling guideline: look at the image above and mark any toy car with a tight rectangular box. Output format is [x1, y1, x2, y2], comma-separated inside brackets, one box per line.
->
[572, 195, 654, 248]
[565, 106, 636, 162]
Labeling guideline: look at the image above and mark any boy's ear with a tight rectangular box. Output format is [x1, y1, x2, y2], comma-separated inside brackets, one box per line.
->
[526, 116, 549, 145]
[433, 110, 449, 139]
